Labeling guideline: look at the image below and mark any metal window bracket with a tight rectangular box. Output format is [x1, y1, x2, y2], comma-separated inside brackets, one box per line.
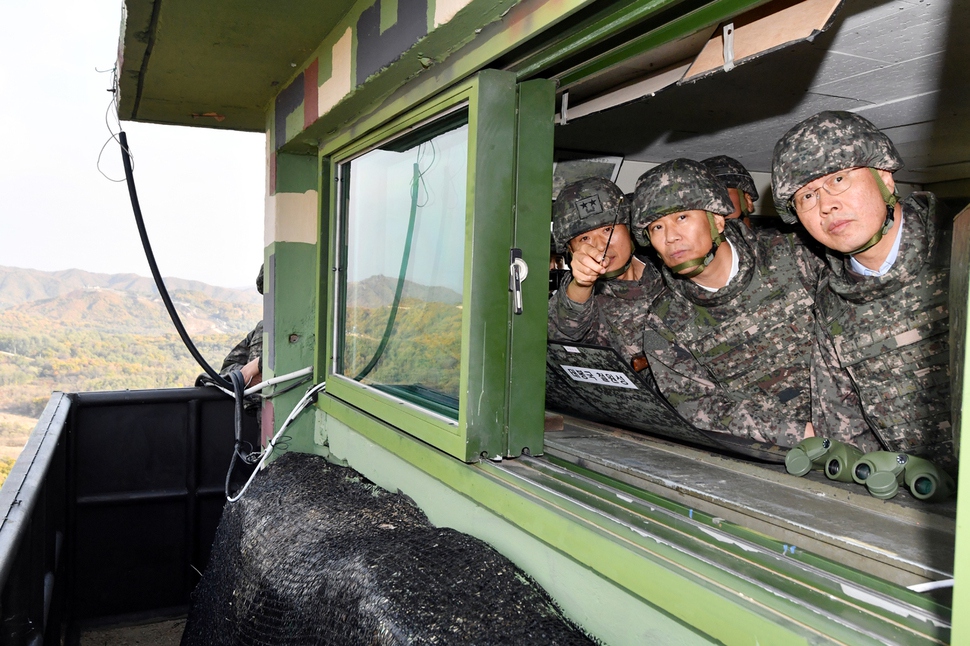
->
[722, 22, 736, 72]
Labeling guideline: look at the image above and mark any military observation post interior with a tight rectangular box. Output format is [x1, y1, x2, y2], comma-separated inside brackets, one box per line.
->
[6, 0, 968, 644]
[535, 0, 967, 601]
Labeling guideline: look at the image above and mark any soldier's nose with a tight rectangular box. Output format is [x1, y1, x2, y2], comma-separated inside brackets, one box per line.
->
[818, 192, 838, 215]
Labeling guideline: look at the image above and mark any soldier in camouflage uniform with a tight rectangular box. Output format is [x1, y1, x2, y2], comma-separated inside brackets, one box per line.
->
[548, 177, 663, 365]
[631, 159, 856, 448]
[772, 110, 953, 470]
[219, 264, 264, 385]
[701, 155, 759, 228]
[197, 266, 264, 417]
[219, 322, 263, 383]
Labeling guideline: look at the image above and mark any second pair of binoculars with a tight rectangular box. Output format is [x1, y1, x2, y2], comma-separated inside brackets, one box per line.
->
[785, 437, 955, 502]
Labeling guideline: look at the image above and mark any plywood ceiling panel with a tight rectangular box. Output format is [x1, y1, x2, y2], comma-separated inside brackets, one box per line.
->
[555, 0, 969, 187]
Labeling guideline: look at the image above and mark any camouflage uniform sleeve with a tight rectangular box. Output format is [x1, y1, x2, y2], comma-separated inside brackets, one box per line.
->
[548, 275, 605, 345]
[220, 322, 263, 377]
[247, 321, 264, 372]
[790, 234, 827, 293]
[810, 323, 883, 452]
[644, 325, 809, 447]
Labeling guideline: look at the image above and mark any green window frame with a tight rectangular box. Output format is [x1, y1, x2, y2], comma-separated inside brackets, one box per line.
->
[319, 71, 554, 462]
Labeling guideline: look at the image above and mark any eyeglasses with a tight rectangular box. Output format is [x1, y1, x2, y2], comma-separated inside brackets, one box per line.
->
[790, 167, 861, 214]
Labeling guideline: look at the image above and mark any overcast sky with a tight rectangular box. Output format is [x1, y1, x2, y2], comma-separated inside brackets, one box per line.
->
[0, 2, 266, 289]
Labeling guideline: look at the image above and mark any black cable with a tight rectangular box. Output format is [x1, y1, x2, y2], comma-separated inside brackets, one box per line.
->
[118, 130, 231, 389]
[225, 370, 246, 499]
[116, 130, 262, 502]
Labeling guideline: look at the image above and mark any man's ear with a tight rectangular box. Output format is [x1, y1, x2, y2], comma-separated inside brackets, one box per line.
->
[876, 169, 895, 194]
[744, 193, 755, 212]
[713, 213, 726, 234]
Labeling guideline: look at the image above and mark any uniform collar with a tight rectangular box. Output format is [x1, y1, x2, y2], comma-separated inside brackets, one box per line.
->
[664, 219, 756, 306]
[848, 211, 904, 277]
[696, 238, 740, 292]
[827, 194, 935, 303]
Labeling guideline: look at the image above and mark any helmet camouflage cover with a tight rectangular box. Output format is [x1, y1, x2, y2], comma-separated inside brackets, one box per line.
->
[771, 110, 903, 223]
[631, 158, 734, 247]
[552, 177, 629, 253]
[701, 155, 759, 201]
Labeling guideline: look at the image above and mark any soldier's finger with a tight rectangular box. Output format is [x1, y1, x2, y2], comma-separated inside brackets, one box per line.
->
[573, 254, 606, 277]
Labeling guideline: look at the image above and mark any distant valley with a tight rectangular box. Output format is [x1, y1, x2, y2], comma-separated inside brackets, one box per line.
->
[0, 266, 263, 481]
[0, 267, 466, 484]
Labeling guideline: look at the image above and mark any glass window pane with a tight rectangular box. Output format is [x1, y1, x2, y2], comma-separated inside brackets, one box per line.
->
[338, 113, 468, 418]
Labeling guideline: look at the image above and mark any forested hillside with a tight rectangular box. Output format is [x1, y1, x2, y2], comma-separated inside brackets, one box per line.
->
[0, 266, 262, 484]
[0, 268, 466, 485]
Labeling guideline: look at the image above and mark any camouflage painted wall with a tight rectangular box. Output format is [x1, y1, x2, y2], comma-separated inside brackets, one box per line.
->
[270, 0, 476, 156]
[266, 0, 601, 163]
[259, 0, 591, 440]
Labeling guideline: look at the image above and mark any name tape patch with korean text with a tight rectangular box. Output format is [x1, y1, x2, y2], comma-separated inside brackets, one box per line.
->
[561, 365, 639, 389]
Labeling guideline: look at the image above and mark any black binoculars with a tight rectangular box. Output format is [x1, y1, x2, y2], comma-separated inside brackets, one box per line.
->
[851, 451, 956, 501]
[785, 437, 862, 483]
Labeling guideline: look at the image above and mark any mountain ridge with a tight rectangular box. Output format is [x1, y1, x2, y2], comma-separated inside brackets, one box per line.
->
[346, 274, 462, 309]
[0, 265, 260, 310]
[2, 288, 260, 336]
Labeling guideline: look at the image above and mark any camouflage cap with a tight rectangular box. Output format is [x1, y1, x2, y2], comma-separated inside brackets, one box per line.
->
[631, 158, 733, 246]
[552, 177, 629, 253]
[701, 155, 759, 201]
[771, 111, 903, 223]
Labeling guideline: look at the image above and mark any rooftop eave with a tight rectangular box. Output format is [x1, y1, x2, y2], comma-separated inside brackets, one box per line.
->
[116, 0, 356, 132]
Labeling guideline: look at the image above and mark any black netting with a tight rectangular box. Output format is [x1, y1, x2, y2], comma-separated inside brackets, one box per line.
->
[182, 452, 596, 645]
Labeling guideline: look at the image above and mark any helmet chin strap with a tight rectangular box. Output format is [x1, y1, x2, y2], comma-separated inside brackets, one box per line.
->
[670, 212, 726, 278]
[601, 257, 633, 281]
[738, 192, 751, 219]
[847, 168, 897, 256]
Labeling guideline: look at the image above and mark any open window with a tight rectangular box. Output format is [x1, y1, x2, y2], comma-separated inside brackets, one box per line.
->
[535, 0, 967, 610]
[321, 72, 553, 462]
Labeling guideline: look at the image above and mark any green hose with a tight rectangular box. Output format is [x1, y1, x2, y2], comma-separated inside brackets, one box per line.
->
[354, 162, 421, 381]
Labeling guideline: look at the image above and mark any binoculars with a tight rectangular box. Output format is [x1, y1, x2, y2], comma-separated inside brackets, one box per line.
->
[851, 451, 956, 502]
[786, 440, 954, 501]
[785, 437, 862, 483]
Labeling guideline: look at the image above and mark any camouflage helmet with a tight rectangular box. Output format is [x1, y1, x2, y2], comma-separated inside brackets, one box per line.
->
[553, 177, 629, 253]
[256, 264, 264, 295]
[631, 158, 734, 247]
[771, 111, 903, 223]
[701, 155, 759, 201]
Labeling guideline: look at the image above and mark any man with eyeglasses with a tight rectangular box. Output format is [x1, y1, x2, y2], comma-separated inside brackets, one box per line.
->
[548, 177, 663, 366]
[772, 110, 953, 471]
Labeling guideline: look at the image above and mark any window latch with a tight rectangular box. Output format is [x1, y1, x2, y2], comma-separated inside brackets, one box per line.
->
[509, 248, 529, 315]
